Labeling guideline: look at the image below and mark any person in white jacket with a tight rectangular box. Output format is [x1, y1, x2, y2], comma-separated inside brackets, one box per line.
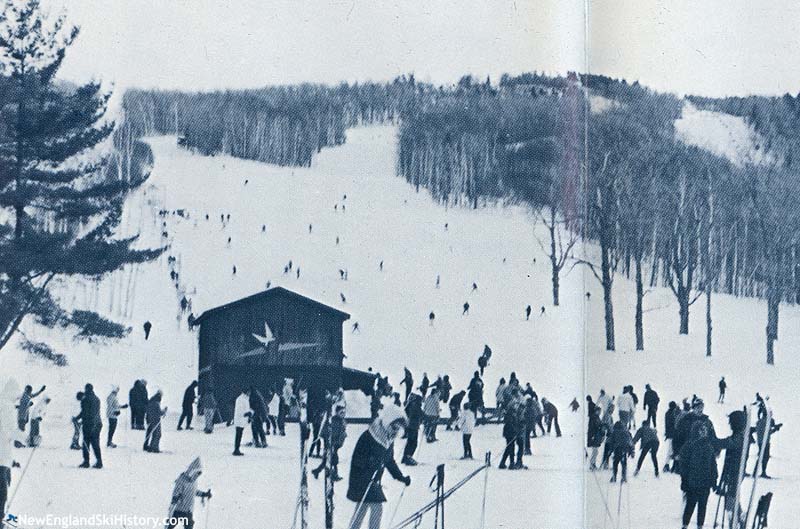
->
[28, 394, 51, 447]
[232, 389, 251, 456]
[617, 388, 635, 430]
[456, 403, 476, 459]
[1, 378, 25, 524]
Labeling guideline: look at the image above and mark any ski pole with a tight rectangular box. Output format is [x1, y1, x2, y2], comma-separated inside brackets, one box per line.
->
[347, 467, 383, 529]
[6, 445, 37, 513]
[204, 495, 212, 529]
[388, 486, 407, 528]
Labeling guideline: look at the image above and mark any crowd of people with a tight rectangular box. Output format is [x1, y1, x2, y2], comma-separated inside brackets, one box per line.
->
[586, 382, 781, 529]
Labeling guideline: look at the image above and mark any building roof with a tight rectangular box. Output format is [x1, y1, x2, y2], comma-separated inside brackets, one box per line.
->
[193, 286, 350, 325]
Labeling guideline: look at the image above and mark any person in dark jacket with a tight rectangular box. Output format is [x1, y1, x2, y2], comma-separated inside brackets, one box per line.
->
[499, 398, 521, 469]
[129, 380, 149, 430]
[312, 404, 347, 481]
[633, 420, 660, 477]
[79, 384, 103, 469]
[673, 399, 716, 471]
[178, 381, 198, 431]
[467, 372, 485, 417]
[249, 387, 268, 449]
[664, 401, 680, 472]
[347, 405, 411, 529]
[609, 420, 633, 483]
[752, 412, 781, 479]
[587, 405, 604, 470]
[144, 391, 167, 453]
[542, 398, 561, 437]
[446, 391, 466, 430]
[417, 373, 429, 398]
[400, 368, 413, 403]
[716, 409, 748, 521]
[679, 421, 718, 529]
[643, 384, 660, 428]
[718, 377, 726, 403]
[402, 393, 423, 466]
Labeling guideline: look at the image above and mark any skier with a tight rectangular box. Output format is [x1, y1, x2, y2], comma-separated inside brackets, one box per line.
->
[401, 393, 423, 466]
[16, 384, 45, 431]
[498, 394, 519, 470]
[249, 387, 268, 449]
[525, 305, 532, 320]
[718, 377, 727, 403]
[616, 387, 634, 430]
[540, 306, 545, 316]
[312, 402, 347, 481]
[587, 405, 604, 470]
[198, 389, 217, 434]
[143, 321, 152, 340]
[71, 391, 84, 450]
[678, 421, 717, 529]
[264, 389, 277, 435]
[106, 386, 128, 448]
[400, 368, 413, 403]
[418, 373, 429, 398]
[351, 322, 360, 333]
[457, 403, 476, 459]
[428, 311, 435, 325]
[495, 378, 507, 413]
[531, 393, 546, 437]
[542, 397, 562, 437]
[663, 401, 679, 472]
[144, 390, 167, 453]
[232, 389, 251, 456]
[129, 379, 148, 430]
[166, 457, 212, 529]
[628, 385, 640, 427]
[477, 353, 488, 377]
[586, 395, 597, 418]
[468, 372, 485, 418]
[347, 405, 411, 529]
[752, 411, 782, 479]
[446, 390, 466, 430]
[472, 282, 478, 291]
[422, 389, 441, 443]
[379, 260, 383, 271]
[632, 420, 660, 477]
[462, 301, 470, 315]
[1, 379, 24, 524]
[523, 396, 535, 454]
[716, 409, 748, 523]
[569, 398, 580, 412]
[673, 399, 716, 469]
[435, 275, 440, 289]
[27, 394, 50, 447]
[79, 383, 103, 468]
[609, 420, 633, 483]
[437, 375, 452, 403]
[178, 381, 198, 431]
[643, 384, 660, 428]
[596, 389, 611, 418]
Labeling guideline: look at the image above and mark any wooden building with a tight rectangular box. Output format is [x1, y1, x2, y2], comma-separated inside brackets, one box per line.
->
[194, 287, 374, 422]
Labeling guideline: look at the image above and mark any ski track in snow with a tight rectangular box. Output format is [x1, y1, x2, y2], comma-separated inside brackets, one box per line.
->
[2, 124, 798, 528]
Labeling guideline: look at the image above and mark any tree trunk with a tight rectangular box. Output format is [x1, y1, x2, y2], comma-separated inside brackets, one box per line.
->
[766, 290, 780, 365]
[601, 245, 615, 351]
[634, 257, 644, 351]
[705, 286, 712, 357]
[677, 286, 690, 335]
[549, 224, 560, 306]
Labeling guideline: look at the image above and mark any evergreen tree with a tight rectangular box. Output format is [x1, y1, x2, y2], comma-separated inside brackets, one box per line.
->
[0, 0, 161, 361]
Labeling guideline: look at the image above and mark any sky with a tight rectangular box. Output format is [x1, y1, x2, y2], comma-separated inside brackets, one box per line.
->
[50, 0, 800, 98]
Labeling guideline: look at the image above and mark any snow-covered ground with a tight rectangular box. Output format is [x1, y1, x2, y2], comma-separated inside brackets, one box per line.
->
[2, 120, 798, 528]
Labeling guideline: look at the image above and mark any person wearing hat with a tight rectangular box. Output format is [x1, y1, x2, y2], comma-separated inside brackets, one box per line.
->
[80, 383, 103, 468]
[106, 386, 128, 448]
[347, 404, 411, 529]
[144, 390, 167, 453]
[715, 409, 748, 524]
[167, 457, 211, 529]
[678, 420, 717, 529]
[177, 381, 198, 431]
[673, 398, 716, 467]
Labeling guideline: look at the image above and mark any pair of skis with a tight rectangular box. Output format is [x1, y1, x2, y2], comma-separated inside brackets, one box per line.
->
[725, 402, 773, 529]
